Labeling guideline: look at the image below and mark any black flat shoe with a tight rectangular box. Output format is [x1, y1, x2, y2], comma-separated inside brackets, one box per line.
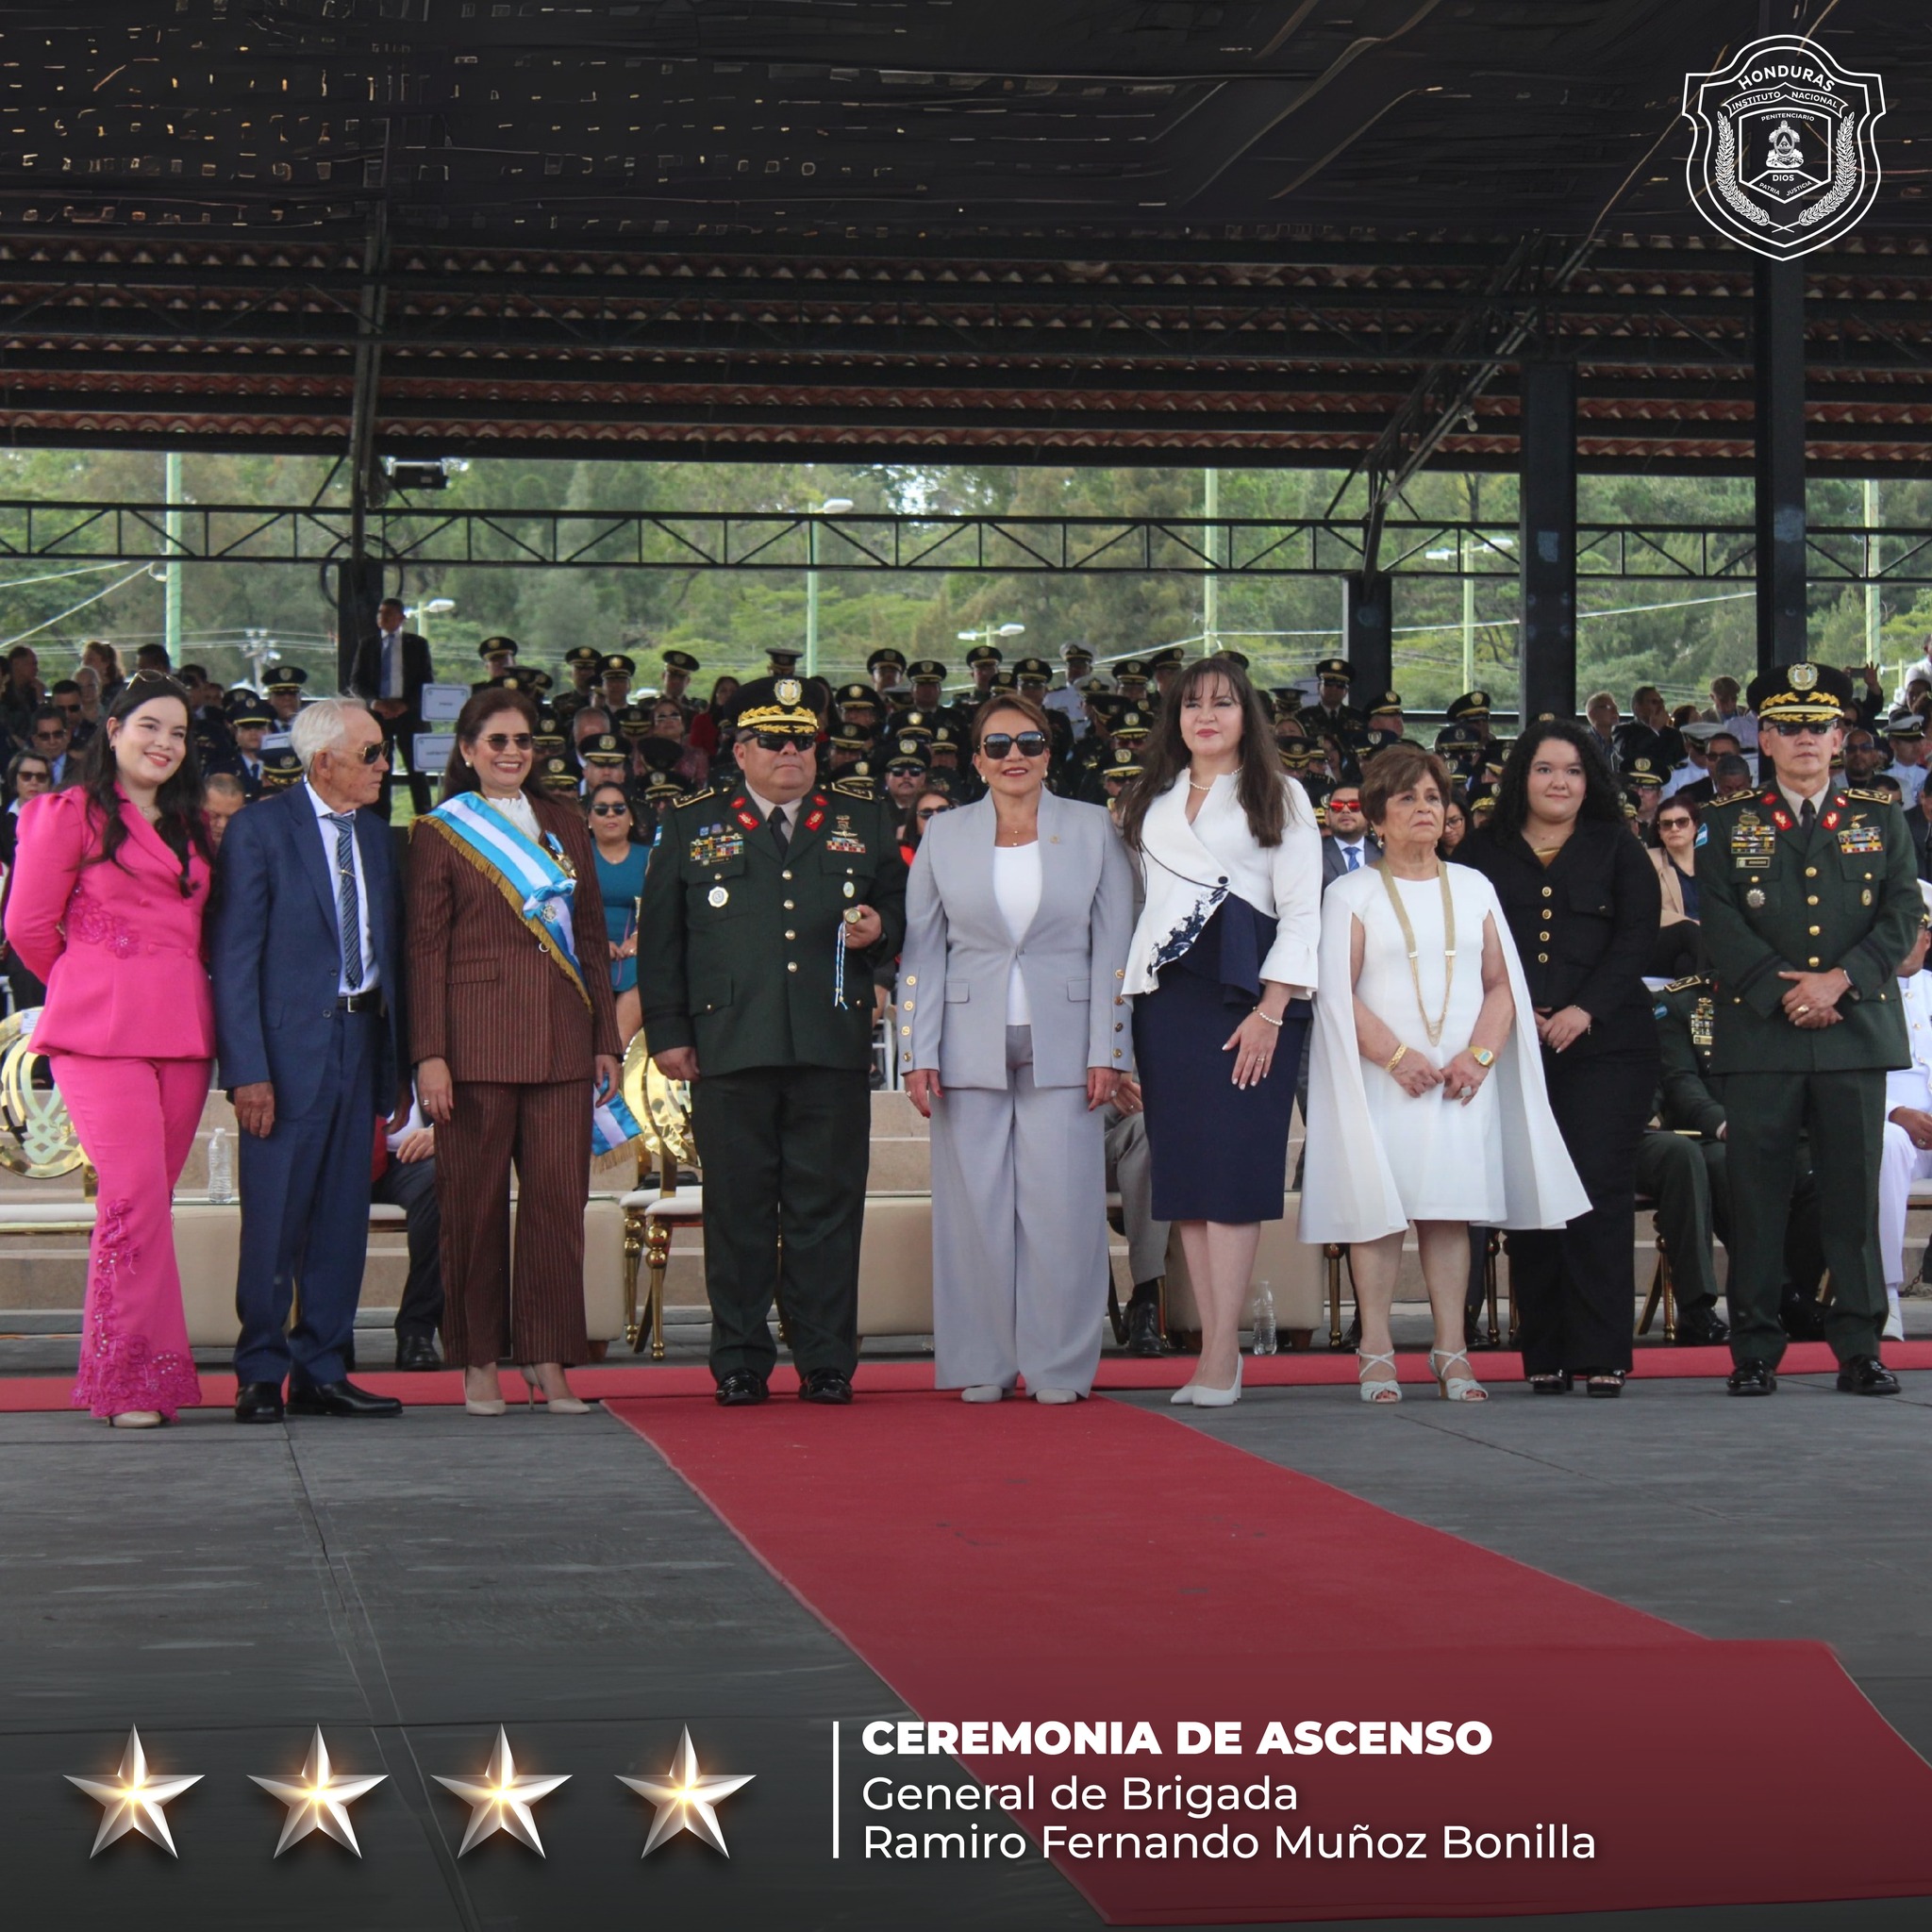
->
[1527, 1372, 1573, 1394]
[1836, 1355, 1901, 1396]
[799, 1367, 854, 1406]
[286, 1378, 404, 1419]
[714, 1370, 769, 1407]
[1124, 1299, 1173, 1357]
[1585, 1372, 1626, 1398]
[1674, 1307, 1731, 1347]
[394, 1334, 443, 1372]
[233, 1381, 285, 1424]
[1727, 1360, 1777, 1397]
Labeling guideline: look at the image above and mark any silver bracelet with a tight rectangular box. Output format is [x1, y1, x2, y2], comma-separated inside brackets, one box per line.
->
[1252, 1007, 1284, 1028]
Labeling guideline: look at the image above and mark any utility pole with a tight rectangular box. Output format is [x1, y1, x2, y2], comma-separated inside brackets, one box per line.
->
[163, 450, 184, 665]
[1203, 468, 1220, 654]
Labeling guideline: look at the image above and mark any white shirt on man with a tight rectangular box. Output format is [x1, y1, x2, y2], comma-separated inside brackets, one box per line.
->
[742, 783, 802, 839]
[303, 781, 378, 992]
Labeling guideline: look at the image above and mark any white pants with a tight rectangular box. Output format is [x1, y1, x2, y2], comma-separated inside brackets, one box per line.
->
[1878, 1120, 1932, 1289]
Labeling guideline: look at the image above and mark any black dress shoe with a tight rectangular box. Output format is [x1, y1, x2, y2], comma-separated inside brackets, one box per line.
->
[234, 1381, 285, 1424]
[394, 1333, 443, 1372]
[286, 1378, 404, 1419]
[799, 1367, 854, 1405]
[1124, 1299, 1173, 1357]
[1674, 1307, 1731, 1347]
[1726, 1360, 1777, 1396]
[1836, 1355, 1901, 1396]
[714, 1370, 769, 1407]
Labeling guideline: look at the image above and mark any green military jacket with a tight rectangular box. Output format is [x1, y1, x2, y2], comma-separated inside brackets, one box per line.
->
[1653, 975, 1728, 1138]
[1698, 782, 1919, 1074]
[635, 783, 908, 1076]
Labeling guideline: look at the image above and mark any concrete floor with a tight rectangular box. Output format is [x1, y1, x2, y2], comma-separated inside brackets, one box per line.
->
[1, 1362, 1927, 1932]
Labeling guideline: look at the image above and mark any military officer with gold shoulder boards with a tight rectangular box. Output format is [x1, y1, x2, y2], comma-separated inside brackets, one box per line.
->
[635, 677, 908, 1408]
[1700, 661, 1920, 1396]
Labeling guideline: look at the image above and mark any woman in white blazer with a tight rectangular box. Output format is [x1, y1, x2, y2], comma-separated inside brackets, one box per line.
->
[1118, 657, 1322, 1407]
[897, 694, 1136, 1403]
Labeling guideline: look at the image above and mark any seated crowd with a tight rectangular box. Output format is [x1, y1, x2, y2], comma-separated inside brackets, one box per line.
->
[0, 620, 1924, 1427]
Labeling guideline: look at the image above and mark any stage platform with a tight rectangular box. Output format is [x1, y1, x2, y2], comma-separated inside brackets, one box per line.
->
[2, 1323, 1928, 1932]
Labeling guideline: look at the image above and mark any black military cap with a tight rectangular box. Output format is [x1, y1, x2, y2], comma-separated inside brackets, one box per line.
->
[638, 740, 687, 775]
[1114, 658, 1152, 685]
[1104, 760, 1144, 783]
[259, 748, 305, 789]
[1624, 756, 1667, 790]
[827, 731, 872, 755]
[538, 755, 579, 793]
[1012, 657, 1054, 683]
[886, 738, 930, 772]
[263, 665, 308, 694]
[600, 654, 636, 677]
[1314, 657, 1354, 683]
[641, 772, 685, 806]
[867, 647, 908, 673]
[533, 711, 565, 749]
[1111, 708, 1152, 740]
[835, 682, 879, 710]
[229, 702, 274, 729]
[1446, 690, 1493, 721]
[661, 649, 701, 674]
[907, 658, 949, 682]
[729, 675, 819, 734]
[767, 645, 804, 672]
[1745, 660, 1855, 724]
[1366, 691, 1404, 720]
[477, 635, 519, 659]
[964, 643, 1004, 669]
[582, 733, 629, 765]
[1148, 646, 1187, 670]
[563, 644, 605, 670]
[894, 711, 937, 741]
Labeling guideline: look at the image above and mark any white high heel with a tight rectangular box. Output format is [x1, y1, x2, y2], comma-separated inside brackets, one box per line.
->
[108, 1410, 162, 1429]
[518, 1365, 591, 1414]
[1168, 1383, 1196, 1407]
[1189, 1360, 1242, 1408]
[960, 1385, 1006, 1404]
[1429, 1348, 1489, 1402]
[1357, 1350, 1402, 1404]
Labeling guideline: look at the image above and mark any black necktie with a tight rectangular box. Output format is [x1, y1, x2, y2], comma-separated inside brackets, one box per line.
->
[766, 804, 791, 855]
[1800, 797, 1817, 834]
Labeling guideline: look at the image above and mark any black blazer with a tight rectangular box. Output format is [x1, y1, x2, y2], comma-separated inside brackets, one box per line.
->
[348, 629, 436, 731]
[1463, 817, 1662, 1059]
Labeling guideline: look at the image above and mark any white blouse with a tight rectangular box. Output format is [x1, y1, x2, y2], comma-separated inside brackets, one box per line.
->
[991, 841, 1043, 1026]
[1123, 772, 1324, 998]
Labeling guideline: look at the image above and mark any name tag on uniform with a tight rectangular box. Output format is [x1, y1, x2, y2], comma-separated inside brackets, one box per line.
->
[1837, 823, 1884, 856]
[1729, 811, 1776, 869]
[689, 825, 743, 866]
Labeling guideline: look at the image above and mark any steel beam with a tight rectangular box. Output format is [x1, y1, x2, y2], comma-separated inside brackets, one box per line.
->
[1754, 258, 1808, 669]
[1519, 358, 1578, 724]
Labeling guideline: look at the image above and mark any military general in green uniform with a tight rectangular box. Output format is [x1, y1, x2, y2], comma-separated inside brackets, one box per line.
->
[1699, 661, 1917, 1396]
[635, 676, 909, 1407]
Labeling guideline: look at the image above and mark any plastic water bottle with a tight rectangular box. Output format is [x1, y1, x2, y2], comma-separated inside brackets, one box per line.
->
[206, 1126, 235, 1205]
[1249, 1283, 1278, 1356]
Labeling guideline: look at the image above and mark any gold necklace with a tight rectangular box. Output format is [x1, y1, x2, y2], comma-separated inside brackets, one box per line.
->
[1377, 859, 1456, 1045]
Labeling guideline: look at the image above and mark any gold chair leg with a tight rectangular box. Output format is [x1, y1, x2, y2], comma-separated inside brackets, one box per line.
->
[645, 1220, 672, 1362]
[623, 1211, 645, 1352]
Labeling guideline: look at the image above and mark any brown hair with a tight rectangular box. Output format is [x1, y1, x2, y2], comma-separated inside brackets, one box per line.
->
[1358, 744, 1453, 830]
[971, 691, 1054, 750]
[1117, 656, 1293, 851]
[440, 687, 542, 802]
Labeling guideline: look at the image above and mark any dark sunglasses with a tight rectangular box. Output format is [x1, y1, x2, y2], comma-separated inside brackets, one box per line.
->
[590, 801, 631, 817]
[479, 732, 534, 751]
[32, 726, 65, 741]
[748, 729, 815, 752]
[1657, 815, 1693, 830]
[1769, 721, 1834, 737]
[915, 804, 950, 820]
[979, 731, 1049, 759]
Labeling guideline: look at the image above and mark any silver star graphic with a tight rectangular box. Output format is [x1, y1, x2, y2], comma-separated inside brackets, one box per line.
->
[433, 1727, 570, 1857]
[249, 1727, 388, 1857]
[618, 1726, 755, 1857]
[66, 1727, 203, 1857]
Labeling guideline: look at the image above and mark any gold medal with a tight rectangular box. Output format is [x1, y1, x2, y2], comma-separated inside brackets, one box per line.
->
[1744, 887, 1765, 909]
[1862, 888, 1874, 906]
[842, 880, 856, 899]
[708, 885, 729, 908]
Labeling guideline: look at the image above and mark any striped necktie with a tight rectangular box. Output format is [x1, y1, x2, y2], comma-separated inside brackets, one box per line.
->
[327, 813, 364, 991]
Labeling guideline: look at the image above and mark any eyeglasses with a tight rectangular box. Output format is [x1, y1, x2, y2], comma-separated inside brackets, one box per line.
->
[479, 732, 534, 751]
[915, 805, 950, 821]
[978, 732, 1049, 759]
[1769, 721, 1834, 737]
[590, 802, 630, 817]
[32, 726, 65, 741]
[748, 730, 815, 752]
[1657, 816, 1693, 831]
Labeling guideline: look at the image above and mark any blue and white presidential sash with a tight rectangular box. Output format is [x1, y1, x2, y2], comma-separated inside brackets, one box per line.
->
[420, 792, 591, 1008]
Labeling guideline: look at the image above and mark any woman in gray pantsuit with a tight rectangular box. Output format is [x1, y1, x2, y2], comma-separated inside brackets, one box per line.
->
[897, 693, 1136, 1404]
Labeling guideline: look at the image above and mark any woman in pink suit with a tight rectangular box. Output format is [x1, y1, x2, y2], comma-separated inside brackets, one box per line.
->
[4, 675, 216, 1426]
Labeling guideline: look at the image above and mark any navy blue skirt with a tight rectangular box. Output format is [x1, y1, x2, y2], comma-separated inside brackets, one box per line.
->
[1133, 898, 1309, 1224]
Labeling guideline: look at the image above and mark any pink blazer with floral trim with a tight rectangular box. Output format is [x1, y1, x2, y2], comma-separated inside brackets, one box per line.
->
[3, 786, 215, 1059]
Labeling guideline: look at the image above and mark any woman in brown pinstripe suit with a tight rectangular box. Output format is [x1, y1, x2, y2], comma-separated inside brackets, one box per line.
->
[409, 689, 624, 1416]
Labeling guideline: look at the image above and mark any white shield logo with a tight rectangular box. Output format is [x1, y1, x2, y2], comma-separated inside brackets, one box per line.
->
[1682, 35, 1886, 259]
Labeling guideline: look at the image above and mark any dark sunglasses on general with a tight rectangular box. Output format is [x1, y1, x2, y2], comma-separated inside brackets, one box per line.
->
[1770, 721, 1833, 736]
[979, 731, 1049, 759]
[750, 729, 815, 751]
[480, 732, 534, 751]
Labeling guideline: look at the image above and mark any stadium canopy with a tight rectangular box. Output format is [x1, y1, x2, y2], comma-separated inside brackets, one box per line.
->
[1, 0, 1926, 703]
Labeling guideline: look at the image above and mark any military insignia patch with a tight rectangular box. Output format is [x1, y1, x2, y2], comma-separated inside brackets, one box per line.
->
[776, 677, 803, 706]
[1790, 662, 1818, 690]
[1690, 997, 1715, 1051]
[1838, 824, 1884, 855]
[825, 811, 867, 854]
[689, 825, 744, 867]
[1730, 811, 1777, 870]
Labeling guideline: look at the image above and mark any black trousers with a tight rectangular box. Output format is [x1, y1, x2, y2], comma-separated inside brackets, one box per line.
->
[1508, 1043, 1657, 1376]
[1723, 1069, 1889, 1367]
[691, 1064, 871, 1383]
[372, 1152, 442, 1340]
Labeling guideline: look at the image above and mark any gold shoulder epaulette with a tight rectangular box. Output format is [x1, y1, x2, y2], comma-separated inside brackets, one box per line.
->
[1848, 786, 1899, 806]
[677, 787, 715, 808]
[1706, 790, 1749, 810]
[1664, 974, 1709, 993]
[830, 775, 875, 799]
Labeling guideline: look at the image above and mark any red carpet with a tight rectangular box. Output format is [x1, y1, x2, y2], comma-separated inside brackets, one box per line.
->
[609, 1392, 1932, 1924]
[2, 1341, 1927, 1411]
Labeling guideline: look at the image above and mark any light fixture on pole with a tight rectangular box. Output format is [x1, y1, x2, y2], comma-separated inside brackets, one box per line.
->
[804, 497, 855, 678]
[407, 596, 456, 643]
[956, 621, 1026, 651]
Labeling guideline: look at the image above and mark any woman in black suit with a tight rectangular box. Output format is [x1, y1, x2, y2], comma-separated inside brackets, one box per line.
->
[1463, 722, 1661, 1395]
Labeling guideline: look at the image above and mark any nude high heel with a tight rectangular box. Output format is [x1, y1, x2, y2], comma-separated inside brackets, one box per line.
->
[108, 1410, 163, 1429]
[463, 1369, 507, 1418]
[518, 1365, 591, 1414]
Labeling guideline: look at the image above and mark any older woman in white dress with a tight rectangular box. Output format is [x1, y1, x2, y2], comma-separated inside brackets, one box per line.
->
[1302, 745, 1588, 1403]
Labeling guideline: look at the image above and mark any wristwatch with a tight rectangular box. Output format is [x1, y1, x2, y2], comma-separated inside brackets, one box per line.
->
[1471, 1047, 1496, 1068]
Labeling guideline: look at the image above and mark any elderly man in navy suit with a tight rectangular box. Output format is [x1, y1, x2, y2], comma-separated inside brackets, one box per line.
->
[210, 696, 408, 1423]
